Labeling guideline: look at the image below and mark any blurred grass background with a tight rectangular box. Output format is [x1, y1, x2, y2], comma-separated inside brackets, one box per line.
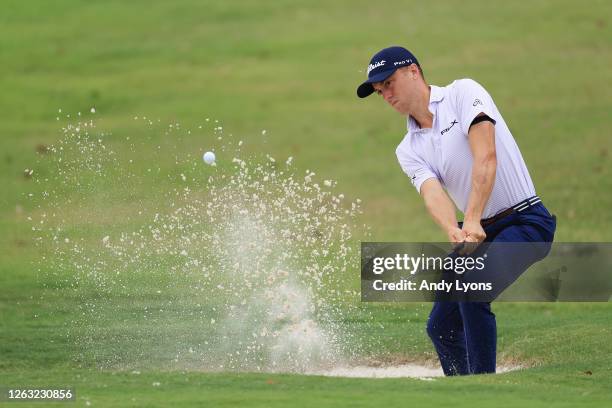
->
[1, 0, 611, 406]
[2, 0, 610, 242]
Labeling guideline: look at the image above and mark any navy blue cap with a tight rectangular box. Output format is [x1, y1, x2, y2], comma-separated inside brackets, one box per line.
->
[356, 46, 420, 98]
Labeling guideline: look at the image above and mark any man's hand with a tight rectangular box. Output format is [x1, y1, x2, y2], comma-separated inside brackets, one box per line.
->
[459, 220, 486, 255]
[447, 226, 468, 249]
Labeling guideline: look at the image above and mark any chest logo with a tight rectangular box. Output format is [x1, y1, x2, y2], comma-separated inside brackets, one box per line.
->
[441, 119, 458, 135]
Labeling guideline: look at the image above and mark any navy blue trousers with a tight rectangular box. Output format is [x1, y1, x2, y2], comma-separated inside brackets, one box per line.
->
[426, 202, 556, 376]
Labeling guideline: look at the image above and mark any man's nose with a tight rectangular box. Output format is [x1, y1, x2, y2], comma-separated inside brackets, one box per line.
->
[382, 89, 393, 103]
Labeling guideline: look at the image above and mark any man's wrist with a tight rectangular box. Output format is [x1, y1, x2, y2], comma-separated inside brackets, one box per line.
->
[443, 223, 459, 233]
[463, 211, 482, 224]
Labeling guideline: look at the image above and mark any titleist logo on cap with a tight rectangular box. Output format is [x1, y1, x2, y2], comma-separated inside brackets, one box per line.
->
[367, 60, 386, 75]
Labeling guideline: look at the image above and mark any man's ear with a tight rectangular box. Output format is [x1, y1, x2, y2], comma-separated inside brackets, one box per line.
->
[405, 65, 418, 79]
[397, 66, 410, 78]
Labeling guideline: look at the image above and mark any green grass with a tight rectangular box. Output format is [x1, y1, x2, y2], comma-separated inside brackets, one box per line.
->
[2, 368, 610, 408]
[1, 0, 612, 406]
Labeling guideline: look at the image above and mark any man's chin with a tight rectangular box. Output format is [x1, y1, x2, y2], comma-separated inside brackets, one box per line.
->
[392, 105, 406, 114]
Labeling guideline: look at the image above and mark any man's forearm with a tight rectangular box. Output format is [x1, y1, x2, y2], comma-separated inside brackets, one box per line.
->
[420, 178, 459, 233]
[464, 155, 496, 222]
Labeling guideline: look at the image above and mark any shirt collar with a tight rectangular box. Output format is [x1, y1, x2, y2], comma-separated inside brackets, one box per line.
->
[429, 85, 445, 103]
[407, 85, 445, 132]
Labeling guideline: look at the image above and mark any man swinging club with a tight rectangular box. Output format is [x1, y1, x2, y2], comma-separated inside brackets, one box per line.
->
[356, 46, 556, 375]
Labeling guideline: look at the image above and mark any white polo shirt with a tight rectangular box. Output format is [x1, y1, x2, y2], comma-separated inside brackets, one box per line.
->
[395, 78, 536, 219]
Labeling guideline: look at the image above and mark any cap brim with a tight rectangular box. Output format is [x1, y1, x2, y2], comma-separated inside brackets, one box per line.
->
[356, 69, 397, 98]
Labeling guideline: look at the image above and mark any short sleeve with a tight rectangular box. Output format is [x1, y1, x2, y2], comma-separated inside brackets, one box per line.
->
[453, 79, 499, 135]
[395, 143, 438, 194]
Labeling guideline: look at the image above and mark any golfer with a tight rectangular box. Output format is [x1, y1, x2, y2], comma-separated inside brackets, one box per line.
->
[356, 46, 556, 375]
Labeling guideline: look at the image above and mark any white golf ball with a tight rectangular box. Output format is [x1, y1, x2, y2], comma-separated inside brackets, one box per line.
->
[203, 151, 216, 165]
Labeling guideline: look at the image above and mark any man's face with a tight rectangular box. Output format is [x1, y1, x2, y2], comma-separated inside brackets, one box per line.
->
[372, 66, 417, 115]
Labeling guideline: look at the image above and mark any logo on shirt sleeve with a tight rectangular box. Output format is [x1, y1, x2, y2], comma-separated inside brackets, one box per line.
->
[473, 99, 483, 107]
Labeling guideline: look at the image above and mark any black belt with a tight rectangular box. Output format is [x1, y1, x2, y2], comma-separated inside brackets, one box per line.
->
[480, 196, 541, 228]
